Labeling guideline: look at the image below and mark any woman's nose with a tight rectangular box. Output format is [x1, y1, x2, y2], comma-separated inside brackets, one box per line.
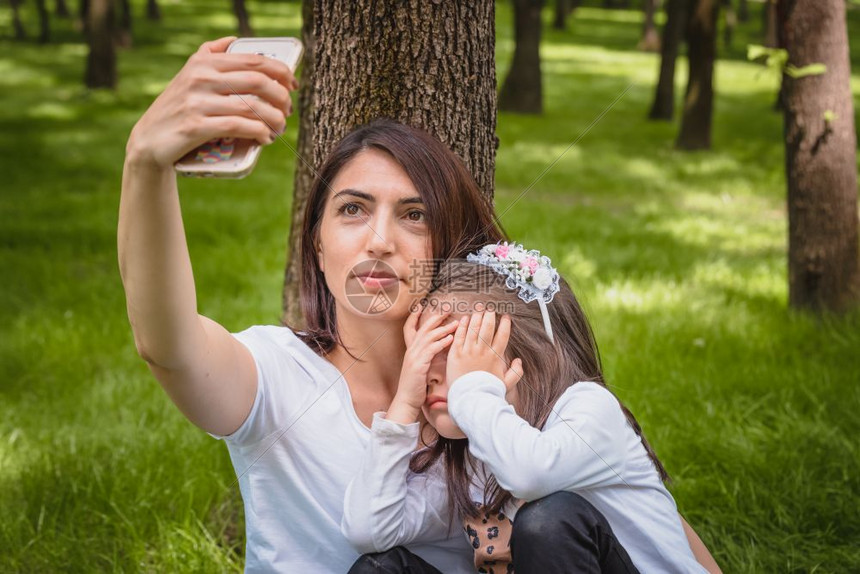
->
[365, 217, 393, 256]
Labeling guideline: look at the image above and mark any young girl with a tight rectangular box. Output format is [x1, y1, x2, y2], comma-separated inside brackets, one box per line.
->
[342, 241, 720, 573]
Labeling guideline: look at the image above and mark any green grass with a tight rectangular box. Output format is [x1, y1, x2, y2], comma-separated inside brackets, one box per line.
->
[2, 0, 860, 571]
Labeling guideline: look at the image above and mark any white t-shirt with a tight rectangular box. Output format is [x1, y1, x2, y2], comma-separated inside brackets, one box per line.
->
[343, 372, 707, 574]
[210, 325, 474, 573]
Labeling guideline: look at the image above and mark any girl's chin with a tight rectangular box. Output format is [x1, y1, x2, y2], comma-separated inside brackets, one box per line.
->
[425, 413, 466, 440]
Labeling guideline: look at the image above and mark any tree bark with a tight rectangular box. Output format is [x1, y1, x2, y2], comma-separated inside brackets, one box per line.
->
[116, 0, 133, 48]
[676, 0, 719, 150]
[738, 0, 748, 22]
[56, 0, 71, 18]
[779, 0, 859, 312]
[763, 0, 778, 48]
[11, 0, 27, 39]
[553, 0, 575, 31]
[722, 0, 736, 49]
[283, 0, 317, 327]
[638, 0, 661, 52]
[282, 0, 499, 326]
[36, 0, 51, 43]
[84, 0, 116, 89]
[648, 0, 686, 120]
[146, 0, 161, 21]
[499, 0, 543, 114]
[232, 0, 253, 37]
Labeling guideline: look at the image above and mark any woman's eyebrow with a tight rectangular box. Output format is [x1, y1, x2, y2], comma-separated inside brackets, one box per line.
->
[333, 188, 423, 205]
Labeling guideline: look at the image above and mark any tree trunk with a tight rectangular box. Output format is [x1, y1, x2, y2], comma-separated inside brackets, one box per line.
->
[84, 0, 116, 89]
[638, 0, 661, 52]
[56, 0, 71, 18]
[36, 0, 51, 42]
[146, 0, 161, 21]
[78, 0, 90, 34]
[552, 0, 570, 30]
[116, 0, 133, 48]
[779, 0, 859, 312]
[763, 0, 778, 48]
[738, 0, 748, 22]
[676, 0, 719, 150]
[500, 0, 543, 114]
[648, 0, 686, 120]
[282, 0, 499, 326]
[722, 0, 736, 49]
[233, 0, 253, 37]
[11, 0, 27, 39]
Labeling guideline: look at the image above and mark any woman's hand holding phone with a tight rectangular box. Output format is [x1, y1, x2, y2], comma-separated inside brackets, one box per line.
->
[125, 36, 299, 173]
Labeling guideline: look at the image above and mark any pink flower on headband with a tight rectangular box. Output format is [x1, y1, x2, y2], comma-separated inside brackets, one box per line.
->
[521, 256, 538, 274]
[495, 244, 509, 258]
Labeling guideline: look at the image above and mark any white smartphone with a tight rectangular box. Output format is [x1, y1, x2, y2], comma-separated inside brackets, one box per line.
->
[174, 37, 304, 179]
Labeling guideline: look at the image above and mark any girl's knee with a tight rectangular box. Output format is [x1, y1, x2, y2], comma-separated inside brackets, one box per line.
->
[512, 491, 604, 544]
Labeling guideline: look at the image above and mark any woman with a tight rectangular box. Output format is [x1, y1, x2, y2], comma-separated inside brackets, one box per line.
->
[119, 36, 504, 572]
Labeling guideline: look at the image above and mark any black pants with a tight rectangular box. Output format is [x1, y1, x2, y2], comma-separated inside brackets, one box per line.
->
[347, 546, 443, 574]
[347, 492, 639, 573]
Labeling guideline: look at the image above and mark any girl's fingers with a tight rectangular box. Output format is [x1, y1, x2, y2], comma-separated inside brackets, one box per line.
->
[503, 358, 523, 389]
[478, 310, 496, 347]
[417, 310, 450, 335]
[452, 315, 469, 351]
[466, 311, 483, 346]
[492, 313, 512, 356]
[426, 320, 460, 341]
[427, 334, 454, 354]
[403, 304, 422, 345]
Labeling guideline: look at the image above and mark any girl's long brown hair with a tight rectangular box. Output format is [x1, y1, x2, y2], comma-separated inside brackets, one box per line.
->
[410, 261, 670, 520]
[291, 118, 507, 355]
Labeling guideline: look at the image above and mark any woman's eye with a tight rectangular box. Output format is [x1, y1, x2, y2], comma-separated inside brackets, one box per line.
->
[338, 203, 361, 216]
[407, 210, 426, 223]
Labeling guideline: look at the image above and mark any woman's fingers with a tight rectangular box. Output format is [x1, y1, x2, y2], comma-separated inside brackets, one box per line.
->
[196, 115, 278, 146]
[212, 71, 292, 115]
[426, 320, 460, 342]
[209, 52, 298, 91]
[197, 36, 237, 55]
[199, 93, 287, 134]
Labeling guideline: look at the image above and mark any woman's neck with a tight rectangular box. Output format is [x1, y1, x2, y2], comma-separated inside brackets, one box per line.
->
[326, 308, 407, 396]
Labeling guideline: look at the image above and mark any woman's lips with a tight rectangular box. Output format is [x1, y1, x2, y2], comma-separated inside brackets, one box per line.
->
[355, 275, 399, 289]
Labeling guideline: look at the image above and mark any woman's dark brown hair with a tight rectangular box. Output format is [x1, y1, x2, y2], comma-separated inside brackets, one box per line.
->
[410, 261, 671, 521]
[292, 118, 507, 355]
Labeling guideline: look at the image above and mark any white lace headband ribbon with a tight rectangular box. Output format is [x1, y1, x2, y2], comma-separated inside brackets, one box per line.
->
[466, 241, 560, 343]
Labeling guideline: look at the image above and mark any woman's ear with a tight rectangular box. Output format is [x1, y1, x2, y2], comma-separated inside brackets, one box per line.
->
[317, 242, 324, 272]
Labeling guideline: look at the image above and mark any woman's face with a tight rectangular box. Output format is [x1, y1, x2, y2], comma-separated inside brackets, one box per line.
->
[316, 149, 433, 321]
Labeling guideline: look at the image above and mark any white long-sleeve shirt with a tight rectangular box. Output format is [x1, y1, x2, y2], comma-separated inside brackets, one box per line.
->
[209, 325, 473, 573]
[342, 371, 707, 573]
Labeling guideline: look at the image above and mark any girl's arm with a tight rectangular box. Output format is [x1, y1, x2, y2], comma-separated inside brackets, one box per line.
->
[680, 516, 722, 573]
[341, 414, 453, 554]
[119, 36, 296, 436]
[447, 373, 629, 501]
[342, 307, 461, 553]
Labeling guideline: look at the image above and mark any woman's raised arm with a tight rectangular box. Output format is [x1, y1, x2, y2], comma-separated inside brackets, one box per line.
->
[118, 37, 297, 436]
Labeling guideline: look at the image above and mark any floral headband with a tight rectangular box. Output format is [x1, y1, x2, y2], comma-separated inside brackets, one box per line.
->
[466, 241, 560, 342]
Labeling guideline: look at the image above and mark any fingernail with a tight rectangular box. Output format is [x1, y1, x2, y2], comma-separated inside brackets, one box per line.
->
[292, 79, 299, 90]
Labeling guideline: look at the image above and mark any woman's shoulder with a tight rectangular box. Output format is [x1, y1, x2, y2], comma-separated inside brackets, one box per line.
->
[232, 324, 326, 366]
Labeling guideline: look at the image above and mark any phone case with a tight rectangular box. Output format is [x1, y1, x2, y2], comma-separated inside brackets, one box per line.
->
[175, 37, 304, 179]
